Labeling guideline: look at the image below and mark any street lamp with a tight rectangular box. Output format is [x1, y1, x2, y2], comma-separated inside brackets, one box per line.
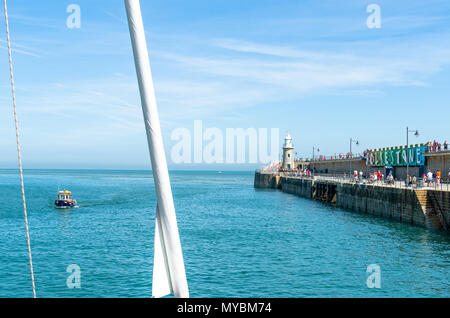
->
[312, 146, 320, 175]
[349, 138, 359, 178]
[406, 127, 419, 185]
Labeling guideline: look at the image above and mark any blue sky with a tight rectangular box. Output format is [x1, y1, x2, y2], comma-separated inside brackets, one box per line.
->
[1, 0, 449, 170]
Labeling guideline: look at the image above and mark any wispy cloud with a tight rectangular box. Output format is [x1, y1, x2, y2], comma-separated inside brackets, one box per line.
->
[212, 38, 355, 61]
[154, 35, 450, 96]
[7, 13, 61, 29]
[7, 77, 143, 147]
[103, 10, 128, 25]
[0, 39, 42, 57]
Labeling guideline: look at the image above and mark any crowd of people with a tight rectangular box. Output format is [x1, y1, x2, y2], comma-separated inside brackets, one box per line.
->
[421, 170, 448, 187]
[308, 152, 364, 161]
[263, 163, 449, 189]
[352, 170, 395, 185]
[427, 140, 448, 152]
[351, 169, 450, 187]
[298, 141, 448, 163]
[279, 167, 313, 178]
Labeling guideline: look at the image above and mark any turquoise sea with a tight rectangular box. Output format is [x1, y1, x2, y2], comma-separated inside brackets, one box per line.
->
[0, 169, 448, 298]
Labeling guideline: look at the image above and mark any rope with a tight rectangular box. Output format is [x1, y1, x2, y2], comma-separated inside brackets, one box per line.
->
[3, 0, 36, 298]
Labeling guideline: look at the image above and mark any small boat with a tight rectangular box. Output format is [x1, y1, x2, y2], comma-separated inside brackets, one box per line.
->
[54, 190, 78, 209]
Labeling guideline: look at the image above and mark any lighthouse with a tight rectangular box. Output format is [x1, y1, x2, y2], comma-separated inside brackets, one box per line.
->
[282, 133, 294, 170]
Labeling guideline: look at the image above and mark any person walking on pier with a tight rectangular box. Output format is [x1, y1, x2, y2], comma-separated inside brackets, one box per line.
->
[427, 170, 433, 187]
[386, 172, 394, 185]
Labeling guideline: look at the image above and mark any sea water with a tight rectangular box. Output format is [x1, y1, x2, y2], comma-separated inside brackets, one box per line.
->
[0, 169, 448, 298]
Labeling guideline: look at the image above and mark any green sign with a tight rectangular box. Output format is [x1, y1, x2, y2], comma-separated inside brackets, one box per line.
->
[366, 145, 425, 167]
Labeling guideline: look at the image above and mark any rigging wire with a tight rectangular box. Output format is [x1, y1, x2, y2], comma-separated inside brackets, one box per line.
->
[3, 0, 36, 298]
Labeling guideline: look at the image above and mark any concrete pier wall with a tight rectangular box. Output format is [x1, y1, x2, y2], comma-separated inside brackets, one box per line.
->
[309, 158, 366, 175]
[254, 172, 450, 233]
[335, 184, 438, 229]
[254, 172, 281, 189]
[425, 152, 450, 176]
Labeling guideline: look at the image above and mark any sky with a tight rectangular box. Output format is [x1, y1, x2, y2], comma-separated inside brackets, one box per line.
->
[0, 0, 449, 170]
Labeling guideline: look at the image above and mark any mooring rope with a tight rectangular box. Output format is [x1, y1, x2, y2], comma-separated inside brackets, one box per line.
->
[3, 0, 36, 298]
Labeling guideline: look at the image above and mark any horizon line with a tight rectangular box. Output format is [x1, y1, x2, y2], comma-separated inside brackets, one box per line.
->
[0, 167, 256, 172]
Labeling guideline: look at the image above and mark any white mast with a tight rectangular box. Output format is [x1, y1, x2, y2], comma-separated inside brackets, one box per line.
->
[124, 0, 189, 298]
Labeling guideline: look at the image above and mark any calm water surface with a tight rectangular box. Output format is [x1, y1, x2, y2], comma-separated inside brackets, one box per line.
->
[0, 170, 448, 298]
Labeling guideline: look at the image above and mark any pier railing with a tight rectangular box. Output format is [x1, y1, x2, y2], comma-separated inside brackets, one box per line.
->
[277, 172, 450, 191]
[256, 169, 449, 191]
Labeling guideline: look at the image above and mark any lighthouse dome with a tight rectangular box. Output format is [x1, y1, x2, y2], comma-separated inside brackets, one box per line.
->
[284, 133, 293, 148]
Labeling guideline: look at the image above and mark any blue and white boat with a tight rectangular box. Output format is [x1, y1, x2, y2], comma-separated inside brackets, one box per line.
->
[54, 190, 78, 209]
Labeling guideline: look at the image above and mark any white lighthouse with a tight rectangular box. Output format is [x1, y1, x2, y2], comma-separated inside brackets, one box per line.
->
[282, 133, 294, 170]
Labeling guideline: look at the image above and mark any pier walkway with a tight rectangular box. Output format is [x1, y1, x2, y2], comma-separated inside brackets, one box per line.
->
[260, 171, 450, 192]
[311, 174, 450, 192]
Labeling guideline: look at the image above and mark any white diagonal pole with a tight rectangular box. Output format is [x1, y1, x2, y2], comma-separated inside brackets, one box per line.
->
[124, 0, 189, 298]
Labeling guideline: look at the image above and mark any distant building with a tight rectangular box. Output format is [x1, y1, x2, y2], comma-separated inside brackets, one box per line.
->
[282, 133, 294, 170]
[295, 141, 450, 179]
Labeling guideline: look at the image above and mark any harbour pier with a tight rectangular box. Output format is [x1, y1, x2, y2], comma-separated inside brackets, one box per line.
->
[254, 172, 450, 232]
[255, 134, 450, 233]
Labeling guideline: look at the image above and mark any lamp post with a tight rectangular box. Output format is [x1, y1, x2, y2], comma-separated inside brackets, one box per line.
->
[312, 146, 320, 175]
[406, 127, 419, 186]
[349, 138, 359, 180]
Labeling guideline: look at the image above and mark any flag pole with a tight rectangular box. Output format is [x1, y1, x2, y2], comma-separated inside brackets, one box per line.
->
[124, 0, 189, 298]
